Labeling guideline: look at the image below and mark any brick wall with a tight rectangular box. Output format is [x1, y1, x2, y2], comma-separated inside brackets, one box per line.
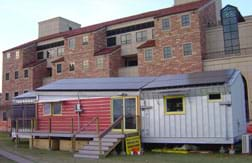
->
[138, 11, 203, 76]
[2, 51, 33, 107]
[32, 61, 50, 89]
[22, 43, 37, 67]
[52, 29, 117, 80]
[109, 49, 122, 77]
[94, 28, 107, 53]
[199, 1, 218, 57]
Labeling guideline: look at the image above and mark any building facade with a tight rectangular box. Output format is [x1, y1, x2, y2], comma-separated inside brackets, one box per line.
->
[1, 0, 252, 131]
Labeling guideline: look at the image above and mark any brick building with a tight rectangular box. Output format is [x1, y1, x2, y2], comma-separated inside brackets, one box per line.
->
[1, 0, 252, 131]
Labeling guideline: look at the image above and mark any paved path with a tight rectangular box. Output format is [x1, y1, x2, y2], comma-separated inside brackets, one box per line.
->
[0, 149, 33, 163]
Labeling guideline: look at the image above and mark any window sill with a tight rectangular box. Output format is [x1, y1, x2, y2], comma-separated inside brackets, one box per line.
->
[208, 99, 223, 103]
[162, 57, 172, 61]
[181, 25, 191, 29]
[43, 114, 62, 117]
[52, 114, 62, 116]
[183, 54, 193, 58]
[161, 29, 171, 32]
[144, 60, 153, 63]
[165, 111, 185, 115]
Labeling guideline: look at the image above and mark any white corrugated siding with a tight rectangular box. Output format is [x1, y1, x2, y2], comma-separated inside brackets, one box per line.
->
[231, 74, 247, 138]
[141, 86, 239, 144]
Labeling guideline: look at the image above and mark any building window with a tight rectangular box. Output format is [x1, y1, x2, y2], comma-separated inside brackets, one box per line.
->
[107, 37, 116, 47]
[56, 64, 62, 74]
[124, 56, 138, 67]
[221, 6, 241, 54]
[162, 18, 170, 30]
[181, 14, 190, 27]
[163, 47, 172, 59]
[6, 52, 11, 59]
[43, 103, 51, 115]
[136, 31, 147, 42]
[2, 112, 7, 121]
[164, 96, 185, 115]
[24, 90, 29, 93]
[15, 50, 20, 59]
[183, 43, 192, 56]
[14, 92, 19, 97]
[24, 69, 29, 78]
[83, 60, 89, 71]
[96, 57, 104, 69]
[46, 51, 50, 58]
[57, 47, 64, 56]
[208, 93, 222, 101]
[121, 34, 131, 45]
[37, 51, 44, 60]
[15, 71, 19, 79]
[82, 36, 89, 45]
[52, 102, 62, 115]
[5, 93, 9, 101]
[69, 63, 75, 72]
[144, 48, 153, 61]
[68, 38, 75, 49]
[43, 103, 62, 116]
[107, 21, 154, 37]
[5, 73, 10, 81]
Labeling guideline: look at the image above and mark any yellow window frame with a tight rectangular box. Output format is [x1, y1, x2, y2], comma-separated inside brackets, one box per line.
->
[111, 96, 139, 132]
[52, 102, 62, 116]
[164, 96, 185, 115]
[43, 102, 62, 116]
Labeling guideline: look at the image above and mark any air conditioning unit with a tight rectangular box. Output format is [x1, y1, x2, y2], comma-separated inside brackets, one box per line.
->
[75, 104, 82, 112]
[242, 134, 252, 154]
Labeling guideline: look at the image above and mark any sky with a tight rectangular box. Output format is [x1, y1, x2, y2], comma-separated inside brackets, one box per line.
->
[0, 0, 251, 92]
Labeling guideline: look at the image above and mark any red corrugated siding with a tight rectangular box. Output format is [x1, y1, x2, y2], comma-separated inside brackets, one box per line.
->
[36, 98, 111, 132]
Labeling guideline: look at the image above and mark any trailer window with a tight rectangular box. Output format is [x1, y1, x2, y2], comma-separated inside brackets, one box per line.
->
[208, 93, 222, 101]
[164, 96, 185, 115]
[43, 103, 51, 115]
[53, 102, 62, 115]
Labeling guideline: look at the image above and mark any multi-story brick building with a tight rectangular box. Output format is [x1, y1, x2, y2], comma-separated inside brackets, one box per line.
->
[1, 0, 252, 131]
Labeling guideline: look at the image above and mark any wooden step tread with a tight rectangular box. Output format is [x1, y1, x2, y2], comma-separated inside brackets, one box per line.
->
[78, 150, 105, 155]
[93, 138, 118, 142]
[82, 145, 110, 151]
[74, 154, 99, 159]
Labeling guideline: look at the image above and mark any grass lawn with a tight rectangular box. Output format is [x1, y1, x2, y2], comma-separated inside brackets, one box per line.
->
[0, 132, 252, 163]
[0, 156, 15, 163]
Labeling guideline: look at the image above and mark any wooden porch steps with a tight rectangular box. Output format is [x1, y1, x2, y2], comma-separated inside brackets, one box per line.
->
[74, 133, 125, 159]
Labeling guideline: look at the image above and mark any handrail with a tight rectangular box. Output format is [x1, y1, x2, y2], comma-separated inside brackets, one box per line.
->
[97, 115, 124, 155]
[98, 115, 123, 138]
[78, 116, 98, 133]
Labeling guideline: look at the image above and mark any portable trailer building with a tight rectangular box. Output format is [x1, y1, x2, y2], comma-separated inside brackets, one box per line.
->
[14, 69, 247, 146]
[140, 69, 247, 144]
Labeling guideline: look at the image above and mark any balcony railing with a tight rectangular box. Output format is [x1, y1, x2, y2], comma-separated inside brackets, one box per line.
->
[43, 77, 54, 85]
[118, 66, 138, 77]
[204, 47, 252, 60]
